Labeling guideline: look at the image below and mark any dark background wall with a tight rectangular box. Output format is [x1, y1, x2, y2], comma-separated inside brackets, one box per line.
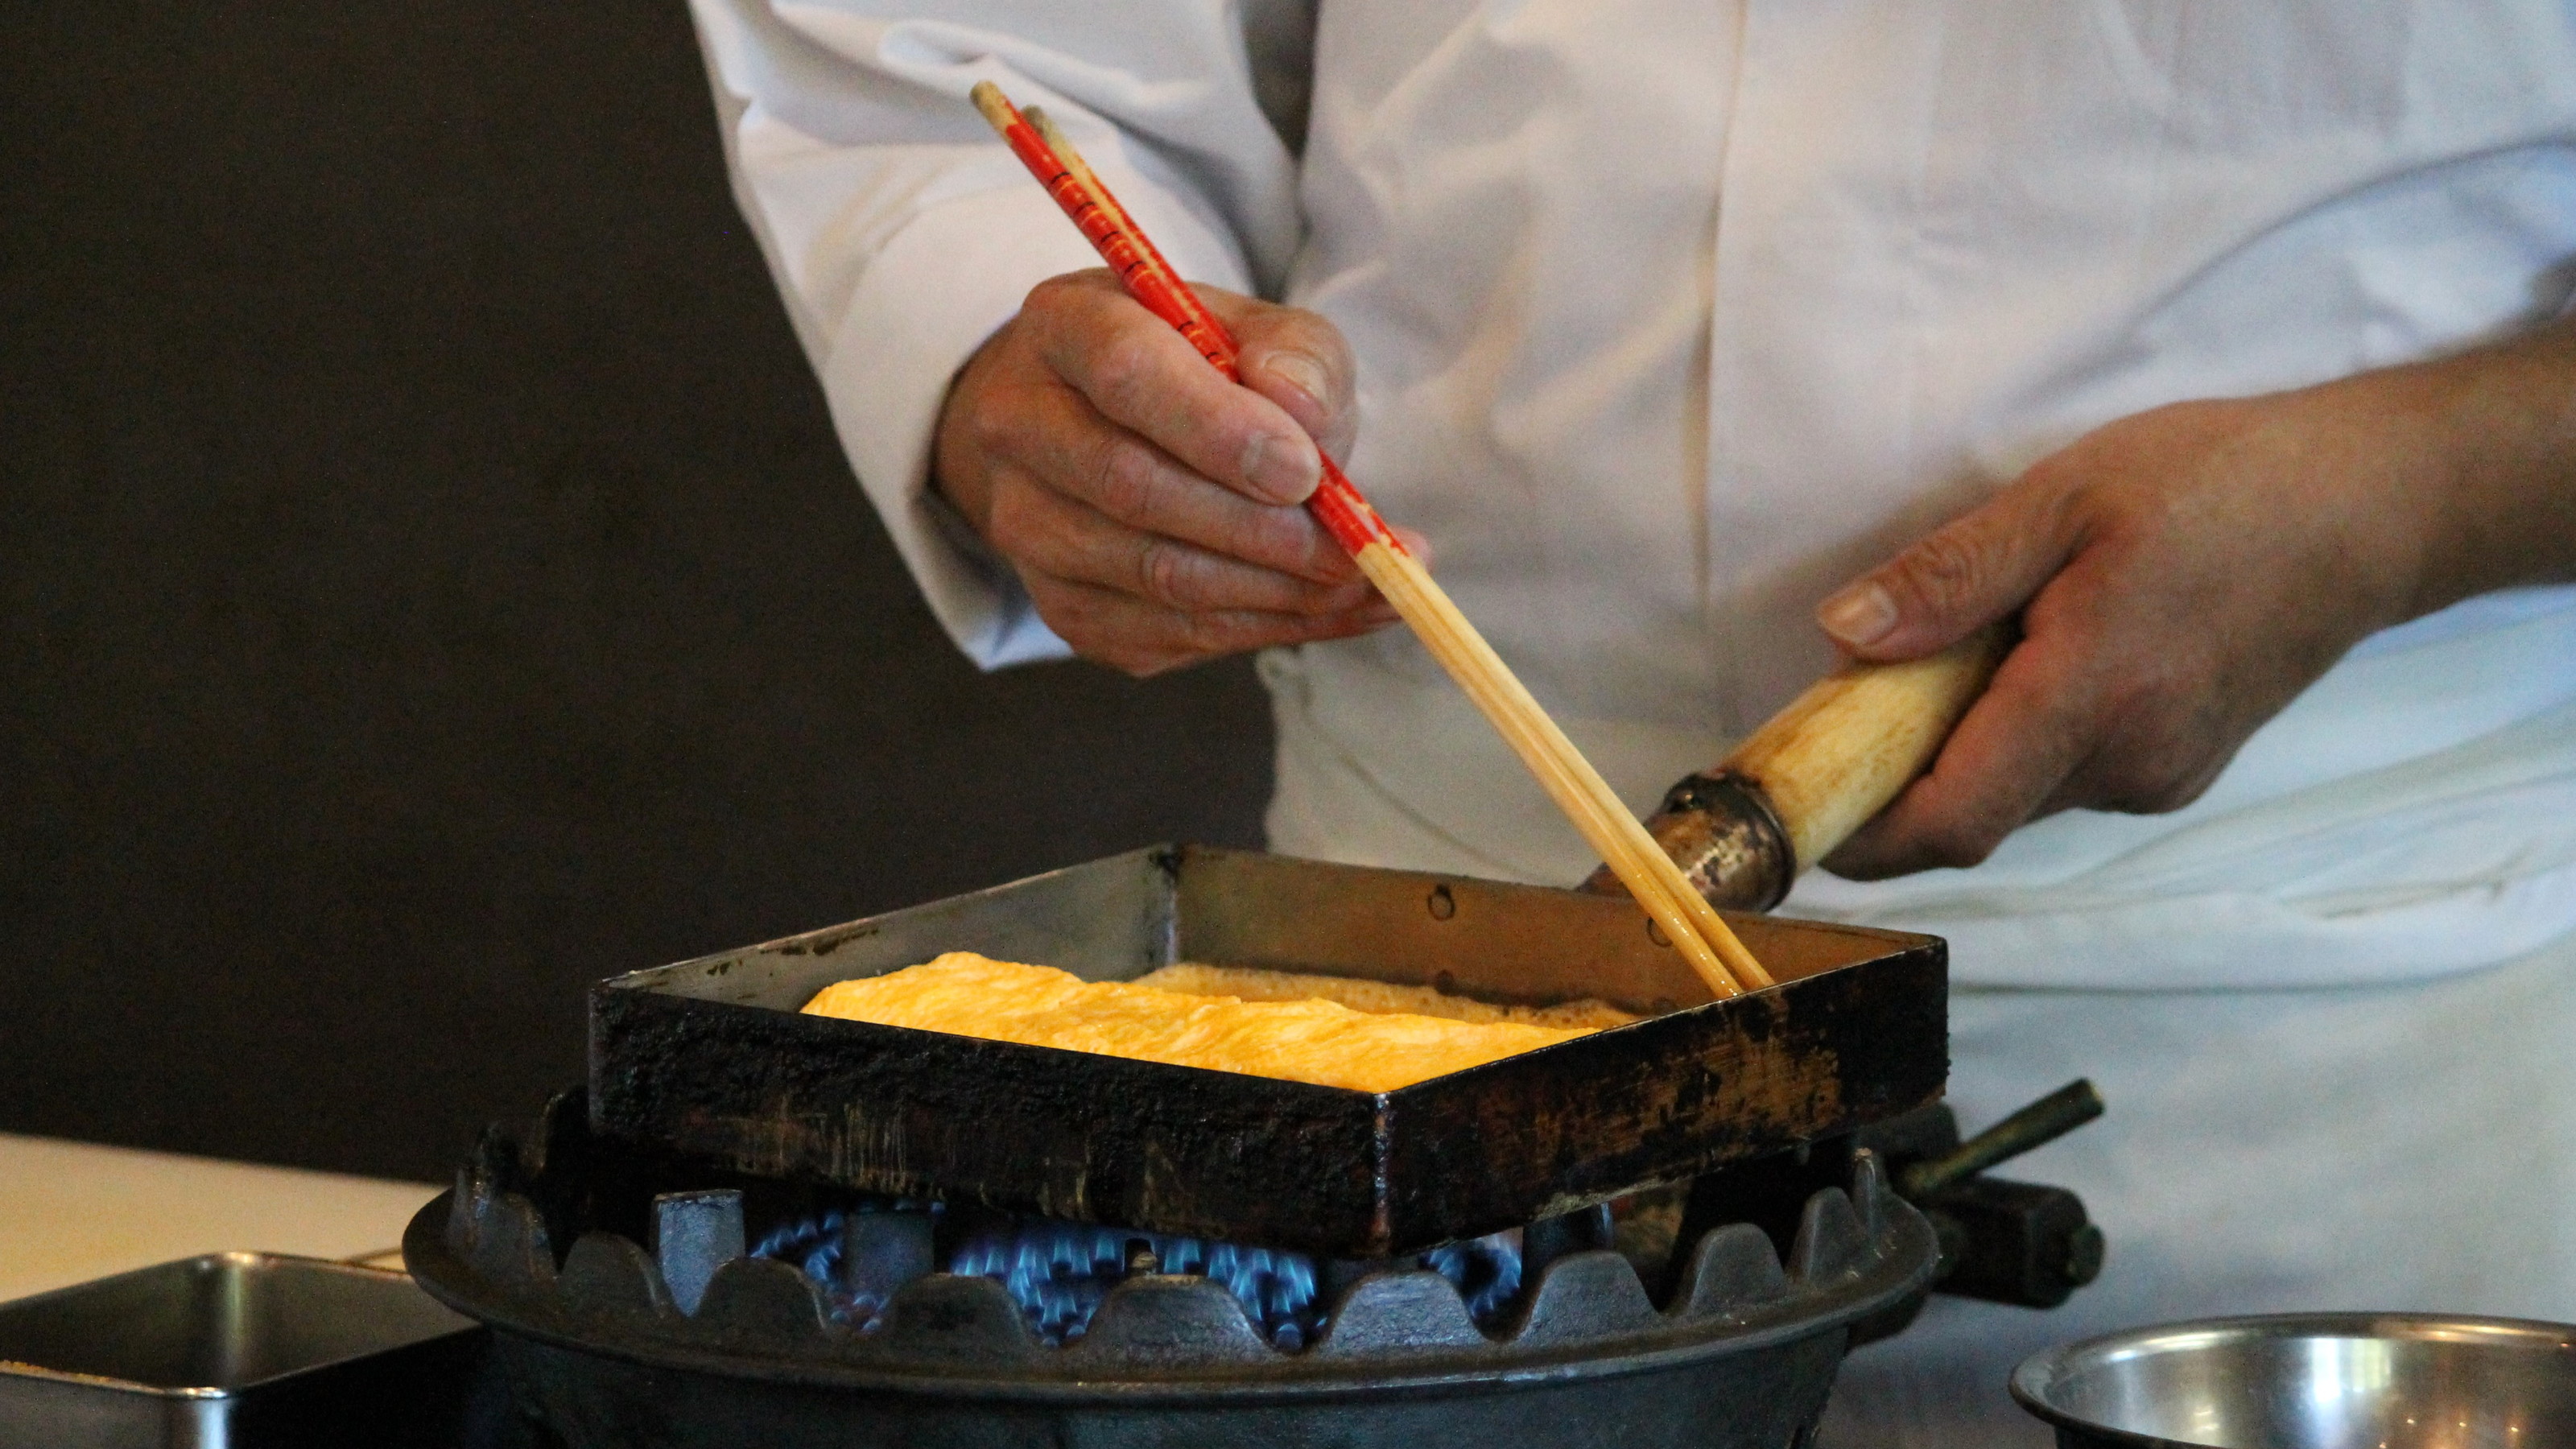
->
[0, 4, 1273, 1182]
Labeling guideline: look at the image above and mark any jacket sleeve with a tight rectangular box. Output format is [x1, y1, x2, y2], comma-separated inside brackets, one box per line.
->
[687, 0, 1311, 667]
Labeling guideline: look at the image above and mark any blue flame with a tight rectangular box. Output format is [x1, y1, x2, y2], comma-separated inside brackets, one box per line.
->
[947, 1219, 1323, 1348]
[1418, 1230, 1522, 1324]
[749, 1203, 942, 1328]
[751, 1208, 846, 1285]
[752, 1202, 1526, 1349]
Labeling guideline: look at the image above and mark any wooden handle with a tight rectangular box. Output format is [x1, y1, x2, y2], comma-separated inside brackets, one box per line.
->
[1725, 624, 2011, 873]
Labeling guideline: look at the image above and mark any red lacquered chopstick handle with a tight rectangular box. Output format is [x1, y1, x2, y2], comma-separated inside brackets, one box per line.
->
[989, 117, 1241, 381]
[1303, 460, 1402, 554]
[974, 84, 1407, 559]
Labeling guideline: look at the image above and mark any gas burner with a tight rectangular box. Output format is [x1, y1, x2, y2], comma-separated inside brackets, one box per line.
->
[406, 1089, 1942, 1449]
[407, 851, 2109, 1447]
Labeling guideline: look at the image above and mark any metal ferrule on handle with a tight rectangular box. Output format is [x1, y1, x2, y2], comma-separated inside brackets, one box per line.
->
[1588, 625, 2013, 913]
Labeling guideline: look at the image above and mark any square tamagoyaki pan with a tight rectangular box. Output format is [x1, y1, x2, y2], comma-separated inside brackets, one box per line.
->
[587, 846, 1946, 1258]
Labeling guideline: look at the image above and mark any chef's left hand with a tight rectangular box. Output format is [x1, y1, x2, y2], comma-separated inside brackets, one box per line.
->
[1815, 316, 2576, 879]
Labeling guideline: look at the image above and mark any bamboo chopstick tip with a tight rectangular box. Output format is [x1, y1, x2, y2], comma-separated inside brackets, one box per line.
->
[1026, 109, 1103, 181]
[968, 80, 1018, 131]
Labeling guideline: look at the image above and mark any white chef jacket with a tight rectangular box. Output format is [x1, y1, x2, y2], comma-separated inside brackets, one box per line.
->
[687, 2, 2576, 1441]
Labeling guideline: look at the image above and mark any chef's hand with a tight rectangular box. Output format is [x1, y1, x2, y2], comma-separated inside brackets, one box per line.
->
[1815, 316, 2576, 878]
[933, 269, 1407, 676]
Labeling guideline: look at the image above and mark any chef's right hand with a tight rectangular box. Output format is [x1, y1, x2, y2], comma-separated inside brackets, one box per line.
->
[932, 269, 1406, 676]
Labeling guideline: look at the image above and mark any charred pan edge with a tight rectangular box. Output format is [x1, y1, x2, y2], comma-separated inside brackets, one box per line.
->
[1385, 939, 1946, 1236]
[590, 990, 1389, 1250]
[585, 848, 1946, 1257]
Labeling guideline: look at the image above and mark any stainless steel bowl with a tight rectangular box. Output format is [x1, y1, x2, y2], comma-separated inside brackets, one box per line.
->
[2011, 1313, 2576, 1449]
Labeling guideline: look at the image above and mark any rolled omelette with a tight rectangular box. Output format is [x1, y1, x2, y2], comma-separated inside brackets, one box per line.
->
[799, 952, 1610, 1092]
[1132, 962, 1638, 1030]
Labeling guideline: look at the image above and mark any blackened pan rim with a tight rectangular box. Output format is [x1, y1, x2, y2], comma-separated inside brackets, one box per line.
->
[585, 847, 1951, 1257]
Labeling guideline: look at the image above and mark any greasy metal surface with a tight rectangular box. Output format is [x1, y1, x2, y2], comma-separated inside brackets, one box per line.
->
[1582, 770, 1797, 912]
[407, 1131, 1938, 1397]
[2013, 1314, 2576, 1449]
[588, 847, 1946, 1257]
[0, 1253, 484, 1448]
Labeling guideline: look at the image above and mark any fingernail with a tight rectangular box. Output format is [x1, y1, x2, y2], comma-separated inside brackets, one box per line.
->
[1265, 350, 1330, 407]
[1243, 431, 1320, 505]
[1817, 581, 1897, 646]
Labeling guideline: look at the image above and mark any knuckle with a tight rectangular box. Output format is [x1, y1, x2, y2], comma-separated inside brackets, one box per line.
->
[1174, 609, 1240, 659]
[1085, 333, 1163, 415]
[1017, 282, 1072, 341]
[980, 486, 1039, 557]
[2083, 678, 2224, 815]
[1135, 538, 1199, 609]
[1022, 271, 1125, 368]
[1893, 529, 1991, 617]
[1022, 269, 1101, 316]
[2018, 452, 2085, 500]
[1088, 437, 1161, 521]
[2095, 748, 2203, 815]
[960, 388, 1018, 459]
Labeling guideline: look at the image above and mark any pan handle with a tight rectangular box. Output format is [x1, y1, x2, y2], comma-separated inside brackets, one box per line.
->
[1583, 624, 2010, 910]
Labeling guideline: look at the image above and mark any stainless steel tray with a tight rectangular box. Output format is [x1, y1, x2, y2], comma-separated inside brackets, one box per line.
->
[0, 1252, 482, 1447]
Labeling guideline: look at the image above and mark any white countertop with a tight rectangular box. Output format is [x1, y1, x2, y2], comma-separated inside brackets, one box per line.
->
[0, 1132, 440, 1301]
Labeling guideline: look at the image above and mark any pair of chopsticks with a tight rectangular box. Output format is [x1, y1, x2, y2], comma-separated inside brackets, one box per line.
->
[968, 83, 1771, 998]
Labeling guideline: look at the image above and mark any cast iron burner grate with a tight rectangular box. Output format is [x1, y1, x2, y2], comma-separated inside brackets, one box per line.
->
[405, 1089, 1943, 1449]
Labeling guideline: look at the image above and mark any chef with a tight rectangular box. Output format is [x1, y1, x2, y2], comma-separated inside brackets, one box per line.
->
[683, 1, 2576, 1441]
